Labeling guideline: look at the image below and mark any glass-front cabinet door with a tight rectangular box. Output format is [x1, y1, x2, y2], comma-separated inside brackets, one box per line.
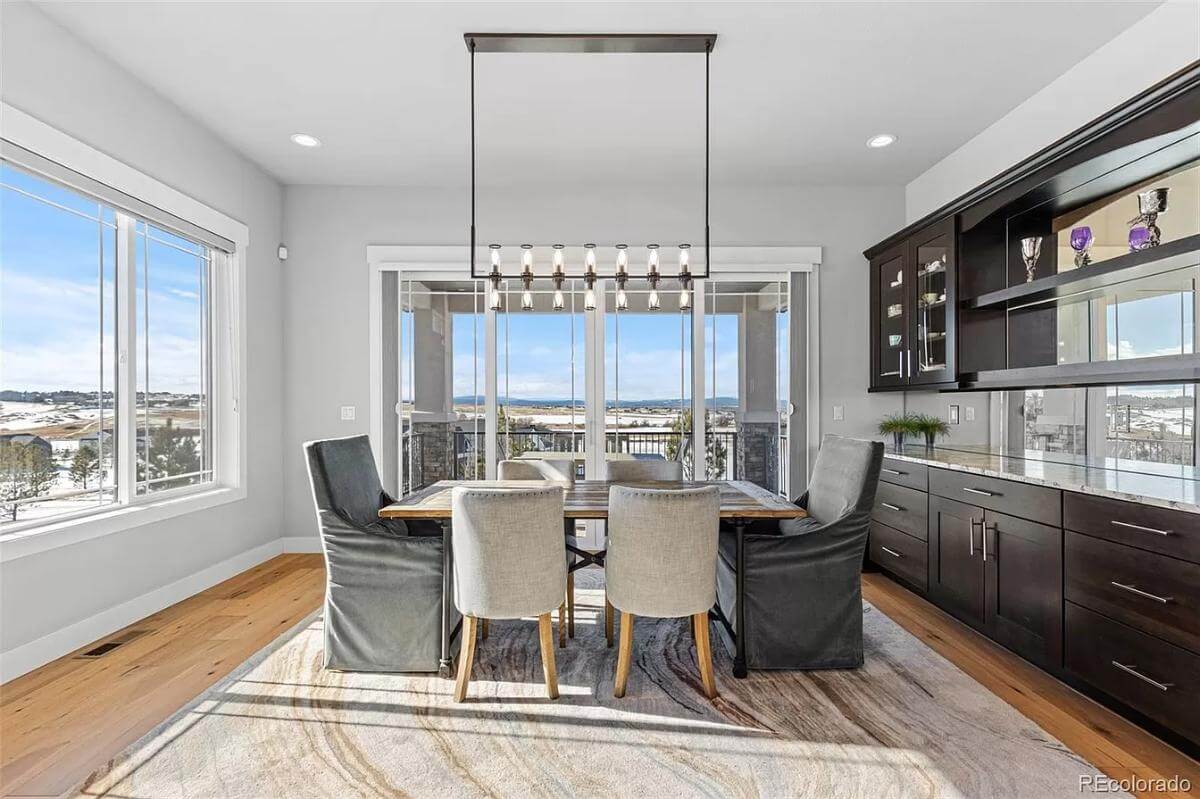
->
[908, 218, 956, 386]
[871, 242, 909, 388]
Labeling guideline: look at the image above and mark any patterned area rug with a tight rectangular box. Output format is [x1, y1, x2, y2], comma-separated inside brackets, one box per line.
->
[78, 572, 1121, 798]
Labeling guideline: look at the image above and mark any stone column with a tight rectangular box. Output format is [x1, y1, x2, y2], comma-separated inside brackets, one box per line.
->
[737, 295, 779, 492]
[409, 294, 454, 487]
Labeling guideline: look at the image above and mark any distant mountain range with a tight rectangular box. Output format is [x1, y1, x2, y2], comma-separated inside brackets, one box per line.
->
[452, 396, 738, 409]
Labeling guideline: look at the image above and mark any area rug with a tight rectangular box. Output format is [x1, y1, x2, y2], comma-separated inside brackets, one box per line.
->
[77, 572, 1122, 798]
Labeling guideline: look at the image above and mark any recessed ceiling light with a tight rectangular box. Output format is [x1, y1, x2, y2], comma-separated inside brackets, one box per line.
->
[290, 133, 322, 148]
[867, 134, 897, 149]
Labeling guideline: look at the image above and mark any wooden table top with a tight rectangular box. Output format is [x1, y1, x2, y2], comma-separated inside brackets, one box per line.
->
[380, 480, 806, 520]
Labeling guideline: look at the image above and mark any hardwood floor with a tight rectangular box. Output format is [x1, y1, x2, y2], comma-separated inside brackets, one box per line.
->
[0, 554, 325, 798]
[1, 556, 1196, 797]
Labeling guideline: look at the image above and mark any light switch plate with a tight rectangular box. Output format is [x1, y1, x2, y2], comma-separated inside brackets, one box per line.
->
[340, 405, 356, 421]
[965, 406, 976, 422]
[832, 405, 844, 421]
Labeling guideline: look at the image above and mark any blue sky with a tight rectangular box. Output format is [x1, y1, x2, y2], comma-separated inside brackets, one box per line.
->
[1, 164, 206, 395]
[450, 309, 741, 402]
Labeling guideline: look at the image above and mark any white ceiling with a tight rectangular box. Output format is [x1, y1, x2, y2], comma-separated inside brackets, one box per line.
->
[34, 1, 1162, 188]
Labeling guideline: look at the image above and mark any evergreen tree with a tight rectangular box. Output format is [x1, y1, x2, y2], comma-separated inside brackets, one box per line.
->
[69, 444, 101, 488]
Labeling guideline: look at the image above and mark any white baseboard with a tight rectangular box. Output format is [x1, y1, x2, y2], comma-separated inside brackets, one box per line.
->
[0, 538, 283, 683]
[281, 536, 322, 553]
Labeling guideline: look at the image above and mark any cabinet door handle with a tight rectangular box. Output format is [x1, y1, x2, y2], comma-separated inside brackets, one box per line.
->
[982, 521, 993, 562]
[969, 518, 978, 557]
[881, 468, 905, 476]
[898, 351, 904, 379]
[880, 546, 903, 559]
[880, 502, 903, 512]
[1110, 582, 1173, 604]
[1111, 661, 1173, 692]
[962, 487, 995, 497]
[1111, 520, 1172, 537]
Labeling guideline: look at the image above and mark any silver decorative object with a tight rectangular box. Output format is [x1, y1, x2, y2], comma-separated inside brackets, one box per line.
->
[1128, 187, 1169, 248]
[1020, 236, 1043, 283]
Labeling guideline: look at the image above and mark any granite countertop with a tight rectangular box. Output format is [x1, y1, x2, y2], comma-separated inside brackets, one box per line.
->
[883, 444, 1200, 515]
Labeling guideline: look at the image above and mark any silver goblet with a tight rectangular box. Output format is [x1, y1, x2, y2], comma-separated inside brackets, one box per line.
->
[1128, 187, 1169, 248]
[1020, 236, 1043, 283]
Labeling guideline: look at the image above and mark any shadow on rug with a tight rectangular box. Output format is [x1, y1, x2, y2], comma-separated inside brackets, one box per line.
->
[78, 571, 1122, 798]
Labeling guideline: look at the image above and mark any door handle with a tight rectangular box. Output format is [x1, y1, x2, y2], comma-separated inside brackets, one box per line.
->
[907, 349, 912, 379]
[881, 468, 905, 476]
[880, 546, 903, 559]
[962, 487, 996, 497]
[880, 502, 903, 512]
[1110, 582, 1172, 604]
[1111, 661, 1172, 692]
[982, 522, 993, 562]
[969, 518, 978, 557]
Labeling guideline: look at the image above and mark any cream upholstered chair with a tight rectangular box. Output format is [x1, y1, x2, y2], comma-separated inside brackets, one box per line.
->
[605, 485, 721, 699]
[494, 459, 575, 645]
[450, 485, 567, 701]
[603, 459, 683, 482]
[598, 458, 685, 645]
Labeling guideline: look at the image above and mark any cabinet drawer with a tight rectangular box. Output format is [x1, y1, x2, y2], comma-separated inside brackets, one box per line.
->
[1064, 492, 1200, 565]
[1065, 531, 1200, 655]
[930, 468, 1061, 527]
[870, 521, 928, 592]
[873, 482, 928, 541]
[880, 458, 927, 491]
[1066, 602, 1200, 745]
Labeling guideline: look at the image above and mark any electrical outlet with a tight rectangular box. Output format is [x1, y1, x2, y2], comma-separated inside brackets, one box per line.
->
[948, 405, 960, 424]
[340, 405, 356, 421]
[965, 406, 976, 422]
[832, 405, 844, 421]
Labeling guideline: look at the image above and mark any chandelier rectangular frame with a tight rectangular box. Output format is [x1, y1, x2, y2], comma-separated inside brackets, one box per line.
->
[464, 32, 716, 282]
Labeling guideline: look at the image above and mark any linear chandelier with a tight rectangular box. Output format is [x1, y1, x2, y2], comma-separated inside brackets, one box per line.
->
[464, 33, 717, 312]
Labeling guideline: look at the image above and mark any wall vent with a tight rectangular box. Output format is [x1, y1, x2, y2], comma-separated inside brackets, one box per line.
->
[77, 629, 148, 658]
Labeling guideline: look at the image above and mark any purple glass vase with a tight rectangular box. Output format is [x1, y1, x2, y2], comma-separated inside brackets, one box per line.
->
[1129, 226, 1151, 252]
[1069, 226, 1093, 267]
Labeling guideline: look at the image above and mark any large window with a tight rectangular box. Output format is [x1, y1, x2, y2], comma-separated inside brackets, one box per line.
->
[2, 162, 220, 529]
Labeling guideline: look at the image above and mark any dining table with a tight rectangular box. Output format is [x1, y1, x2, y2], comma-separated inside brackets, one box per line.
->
[380, 479, 807, 678]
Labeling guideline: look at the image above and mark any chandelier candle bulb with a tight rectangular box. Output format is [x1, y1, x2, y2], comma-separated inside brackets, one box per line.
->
[552, 243, 565, 272]
[585, 243, 597, 274]
[616, 243, 628, 274]
[490, 243, 502, 267]
[647, 243, 660, 276]
[678, 243, 690, 273]
[520, 244, 534, 278]
[488, 279, 502, 311]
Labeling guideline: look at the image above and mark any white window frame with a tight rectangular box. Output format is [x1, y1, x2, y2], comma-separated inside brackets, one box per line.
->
[0, 104, 248, 563]
[366, 246, 821, 513]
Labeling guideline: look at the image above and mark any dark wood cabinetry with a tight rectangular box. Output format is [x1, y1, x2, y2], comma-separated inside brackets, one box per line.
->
[863, 64, 1200, 392]
[868, 457, 1200, 748]
[868, 218, 957, 391]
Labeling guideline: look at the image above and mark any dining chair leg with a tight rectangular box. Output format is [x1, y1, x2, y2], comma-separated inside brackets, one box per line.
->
[454, 615, 478, 702]
[693, 612, 719, 700]
[605, 596, 615, 648]
[558, 602, 567, 648]
[566, 571, 575, 638]
[481, 618, 489, 640]
[614, 611, 634, 698]
[538, 612, 559, 700]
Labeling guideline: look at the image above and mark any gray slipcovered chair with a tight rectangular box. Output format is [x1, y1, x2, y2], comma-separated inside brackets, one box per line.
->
[450, 485, 567, 701]
[715, 434, 884, 672]
[303, 435, 448, 672]
[606, 485, 720, 699]
[603, 459, 683, 482]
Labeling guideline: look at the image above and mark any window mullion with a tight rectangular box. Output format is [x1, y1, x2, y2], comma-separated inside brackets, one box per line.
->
[115, 212, 139, 503]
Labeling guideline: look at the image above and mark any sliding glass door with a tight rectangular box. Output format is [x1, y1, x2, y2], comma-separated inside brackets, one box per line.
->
[387, 270, 803, 499]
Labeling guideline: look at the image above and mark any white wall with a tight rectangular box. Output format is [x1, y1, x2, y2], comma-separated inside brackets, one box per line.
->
[906, 0, 1200, 222]
[281, 182, 908, 540]
[0, 3, 285, 674]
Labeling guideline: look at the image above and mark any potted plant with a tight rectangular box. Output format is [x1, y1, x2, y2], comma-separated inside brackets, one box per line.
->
[877, 414, 916, 450]
[911, 414, 950, 448]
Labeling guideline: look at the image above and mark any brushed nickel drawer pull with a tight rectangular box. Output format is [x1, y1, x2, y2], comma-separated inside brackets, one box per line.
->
[880, 546, 903, 558]
[882, 468, 905, 476]
[963, 487, 995, 497]
[1110, 582, 1173, 604]
[1111, 661, 1173, 692]
[1111, 520, 1172, 537]
[880, 502, 903, 512]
